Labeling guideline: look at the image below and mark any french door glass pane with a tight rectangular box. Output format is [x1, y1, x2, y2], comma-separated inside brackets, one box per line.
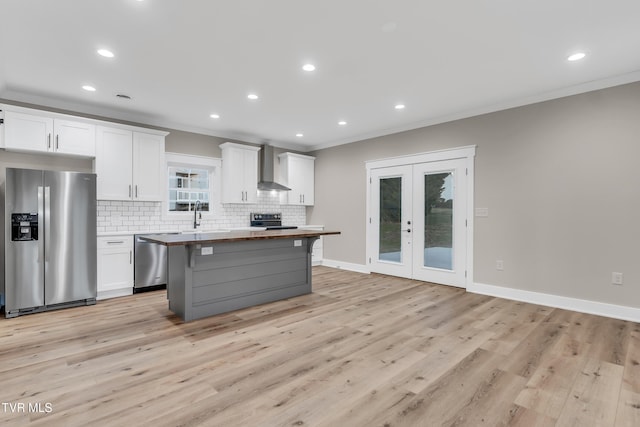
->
[379, 177, 402, 263]
[424, 173, 453, 270]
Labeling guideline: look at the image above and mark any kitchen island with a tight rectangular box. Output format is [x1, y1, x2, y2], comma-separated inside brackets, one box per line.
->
[141, 229, 340, 322]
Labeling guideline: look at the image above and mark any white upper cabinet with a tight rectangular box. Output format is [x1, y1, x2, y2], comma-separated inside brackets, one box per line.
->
[220, 142, 260, 204]
[278, 152, 315, 206]
[95, 126, 166, 201]
[133, 132, 165, 201]
[53, 119, 96, 156]
[95, 126, 134, 200]
[3, 111, 53, 152]
[2, 110, 95, 157]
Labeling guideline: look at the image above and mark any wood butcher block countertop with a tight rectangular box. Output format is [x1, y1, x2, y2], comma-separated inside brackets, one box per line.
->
[140, 229, 341, 246]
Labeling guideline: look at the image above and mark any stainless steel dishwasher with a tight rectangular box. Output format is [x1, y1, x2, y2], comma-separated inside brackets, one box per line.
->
[134, 233, 175, 293]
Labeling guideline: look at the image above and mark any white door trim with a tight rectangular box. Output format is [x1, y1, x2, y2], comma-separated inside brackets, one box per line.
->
[366, 145, 476, 288]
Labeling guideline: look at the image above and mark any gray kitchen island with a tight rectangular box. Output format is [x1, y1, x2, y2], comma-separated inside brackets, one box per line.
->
[141, 229, 340, 322]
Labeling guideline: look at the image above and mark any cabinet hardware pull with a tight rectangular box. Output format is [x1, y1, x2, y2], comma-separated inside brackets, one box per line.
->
[135, 185, 138, 198]
[55, 134, 59, 150]
[107, 240, 124, 244]
[130, 250, 132, 264]
[47, 133, 51, 149]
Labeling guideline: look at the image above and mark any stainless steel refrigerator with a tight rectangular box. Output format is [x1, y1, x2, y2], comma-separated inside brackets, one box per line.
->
[1, 168, 97, 318]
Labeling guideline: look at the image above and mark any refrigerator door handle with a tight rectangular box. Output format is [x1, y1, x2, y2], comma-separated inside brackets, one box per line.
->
[44, 186, 51, 261]
[38, 186, 45, 263]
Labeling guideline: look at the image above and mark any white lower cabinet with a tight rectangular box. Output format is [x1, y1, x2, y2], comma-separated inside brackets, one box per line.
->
[97, 235, 134, 300]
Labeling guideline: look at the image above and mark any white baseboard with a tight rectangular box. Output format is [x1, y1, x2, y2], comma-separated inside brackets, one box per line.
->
[469, 282, 640, 323]
[97, 288, 133, 301]
[320, 259, 370, 274]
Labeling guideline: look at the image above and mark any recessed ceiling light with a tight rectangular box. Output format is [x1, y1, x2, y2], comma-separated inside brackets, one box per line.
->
[97, 49, 114, 58]
[567, 52, 586, 61]
[395, 104, 405, 110]
[210, 113, 220, 119]
[247, 94, 259, 100]
[302, 64, 316, 72]
[82, 85, 96, 92]
[338, 121, 347, 126]
[296, 133, 304, 137]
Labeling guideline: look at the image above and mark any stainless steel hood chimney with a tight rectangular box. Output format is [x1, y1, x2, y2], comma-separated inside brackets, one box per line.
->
[258, 144, 291, 191]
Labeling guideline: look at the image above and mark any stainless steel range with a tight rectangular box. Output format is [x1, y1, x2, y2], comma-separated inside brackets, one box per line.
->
[250, 213, 298, 230]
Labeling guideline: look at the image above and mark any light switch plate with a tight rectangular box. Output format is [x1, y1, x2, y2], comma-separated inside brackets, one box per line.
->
[294, 240, 302, 247]
[201, 247, 213, 256]
[475, 208, 489, 217]
[612, 272, 623, 285]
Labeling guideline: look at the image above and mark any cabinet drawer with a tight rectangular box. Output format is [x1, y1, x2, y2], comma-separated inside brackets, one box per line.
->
[97, 235, 133, 249]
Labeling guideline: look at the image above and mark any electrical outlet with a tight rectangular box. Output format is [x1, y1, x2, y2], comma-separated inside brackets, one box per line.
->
[496, 260, 504, 271]
[612, 272, 623, 285]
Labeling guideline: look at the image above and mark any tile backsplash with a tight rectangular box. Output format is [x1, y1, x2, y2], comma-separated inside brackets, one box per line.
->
[97, 191, 306, 233]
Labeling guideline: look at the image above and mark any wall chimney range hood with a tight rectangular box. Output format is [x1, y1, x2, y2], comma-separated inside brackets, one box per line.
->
[258, 144, 291, 191]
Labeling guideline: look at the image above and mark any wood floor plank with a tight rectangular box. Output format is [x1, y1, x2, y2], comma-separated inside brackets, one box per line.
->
[1, 266, 639, 426]
[556, 358, 624, 426]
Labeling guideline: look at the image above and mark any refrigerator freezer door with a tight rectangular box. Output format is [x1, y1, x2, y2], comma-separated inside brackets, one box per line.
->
[4, 168, 45, 312]
[44, 171, 97, 305]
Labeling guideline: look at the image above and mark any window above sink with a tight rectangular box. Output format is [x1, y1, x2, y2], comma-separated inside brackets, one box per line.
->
[164, 152, 221, 220]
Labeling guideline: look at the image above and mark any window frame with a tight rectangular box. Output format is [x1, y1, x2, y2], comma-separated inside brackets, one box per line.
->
[163, 152, 221, 220]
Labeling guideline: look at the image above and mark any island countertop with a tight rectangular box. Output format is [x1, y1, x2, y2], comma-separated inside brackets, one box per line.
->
[140, 229, 341, 246]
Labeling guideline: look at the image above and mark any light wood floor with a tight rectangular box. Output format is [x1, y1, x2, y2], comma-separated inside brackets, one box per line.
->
[1, 266, 639, 426]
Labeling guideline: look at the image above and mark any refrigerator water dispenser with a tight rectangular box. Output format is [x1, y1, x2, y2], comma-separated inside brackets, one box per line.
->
[11, 213, 38, 241]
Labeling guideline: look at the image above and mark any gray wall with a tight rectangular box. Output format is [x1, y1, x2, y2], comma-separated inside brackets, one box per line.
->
[309, 81, 640, 308]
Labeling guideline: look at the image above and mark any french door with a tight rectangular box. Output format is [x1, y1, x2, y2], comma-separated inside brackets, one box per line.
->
[369, 158, 469, 288]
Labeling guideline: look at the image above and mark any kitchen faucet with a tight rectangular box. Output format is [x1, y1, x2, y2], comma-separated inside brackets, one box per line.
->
[194, 200, 201, 229]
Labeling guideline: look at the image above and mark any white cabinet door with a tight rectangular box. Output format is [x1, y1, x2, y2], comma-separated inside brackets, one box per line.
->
[220, 142, 259, 203]
[97, 236, 133, 299]
[95, 128, 165, 201]
[242, 148, 258, 203]
[3, 111, 53, 152]
[3, 111, 95, 156]
[133, 132, 165, 201]
[279, 153, 315, 206]
[95, 126, 134, 200]
[54, 119, 96, 156]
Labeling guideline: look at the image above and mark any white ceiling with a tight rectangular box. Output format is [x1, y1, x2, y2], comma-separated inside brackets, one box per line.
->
[1, 0, 639, 152]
